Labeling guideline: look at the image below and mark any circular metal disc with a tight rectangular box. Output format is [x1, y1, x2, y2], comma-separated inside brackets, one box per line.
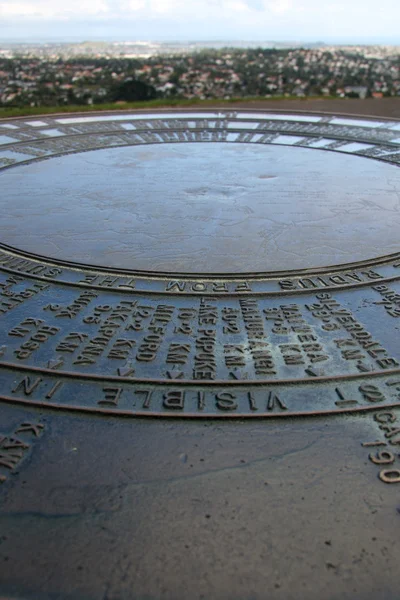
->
[2, 141, 400, 272]
[1, 109, 400, 599]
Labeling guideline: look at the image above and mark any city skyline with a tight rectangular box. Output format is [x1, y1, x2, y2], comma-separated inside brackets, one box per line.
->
[1, 0, 399, 45]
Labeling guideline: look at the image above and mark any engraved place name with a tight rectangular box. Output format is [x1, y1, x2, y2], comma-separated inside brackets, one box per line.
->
[264, 303, 329, 372]
[0, 422, 44, 485]
[0, 283, 400, 415]
[305, 293, 399, 373]
[0, 281, 50, 316]
[1, 288, 400, 384]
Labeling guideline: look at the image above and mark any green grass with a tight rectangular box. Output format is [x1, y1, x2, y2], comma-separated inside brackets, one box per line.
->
[0, 95, 339, 118]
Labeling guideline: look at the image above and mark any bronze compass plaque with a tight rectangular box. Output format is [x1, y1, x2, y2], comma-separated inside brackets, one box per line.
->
[0, 110, 400, 599]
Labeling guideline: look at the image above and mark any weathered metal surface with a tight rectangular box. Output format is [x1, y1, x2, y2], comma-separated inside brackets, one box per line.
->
[0, 110, 400, 599]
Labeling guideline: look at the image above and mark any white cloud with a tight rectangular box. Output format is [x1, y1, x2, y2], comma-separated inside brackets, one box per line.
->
[0, 0, 286, 19]
[150, 0, 182, 14]
[0, 0, 399, 42]
[224, 0, 253, 13]
[268, 0, 293, 15]
[115, 0, 254, 21]
[0, 0, 109, 19]
[118, 0, 147, 12]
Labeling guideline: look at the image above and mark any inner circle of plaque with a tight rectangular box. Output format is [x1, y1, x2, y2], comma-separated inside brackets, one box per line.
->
[1, 141, 400, 273]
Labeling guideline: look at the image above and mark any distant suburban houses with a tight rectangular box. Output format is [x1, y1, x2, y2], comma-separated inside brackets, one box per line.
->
[0, 44, 399, 107]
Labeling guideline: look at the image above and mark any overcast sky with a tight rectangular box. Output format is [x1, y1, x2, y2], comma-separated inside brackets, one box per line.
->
[1, 0, 399, 43]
